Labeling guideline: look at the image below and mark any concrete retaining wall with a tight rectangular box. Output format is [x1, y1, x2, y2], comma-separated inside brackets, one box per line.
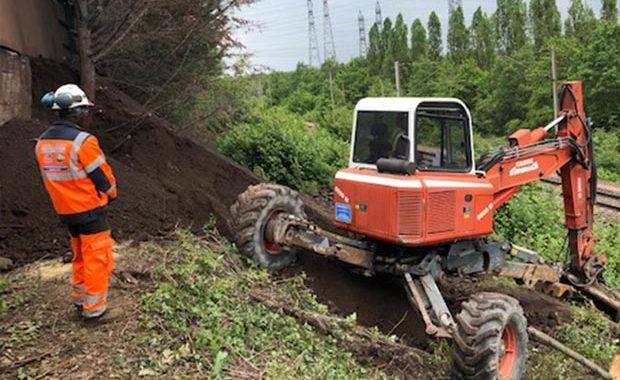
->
[0, 0, 71, 61]
[0, 51, 32, 125]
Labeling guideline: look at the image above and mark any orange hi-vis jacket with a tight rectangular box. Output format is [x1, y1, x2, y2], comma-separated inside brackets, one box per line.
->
[35, 121, 117, 225]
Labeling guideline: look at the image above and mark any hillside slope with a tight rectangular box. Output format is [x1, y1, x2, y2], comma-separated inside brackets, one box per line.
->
[0, 58, 330, 265]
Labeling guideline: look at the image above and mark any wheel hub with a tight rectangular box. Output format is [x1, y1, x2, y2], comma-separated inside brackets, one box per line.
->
[263, 210, 285, 255]
[498, 324, 517, 380]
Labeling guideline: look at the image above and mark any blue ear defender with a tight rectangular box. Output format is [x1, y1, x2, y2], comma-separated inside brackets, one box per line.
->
[41, 92, 55, 108]
[55, 93, 74, 109]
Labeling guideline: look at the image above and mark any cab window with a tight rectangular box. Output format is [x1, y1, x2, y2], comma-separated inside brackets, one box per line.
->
[353, 111, 409, 165]
[415, 102, 471, 172]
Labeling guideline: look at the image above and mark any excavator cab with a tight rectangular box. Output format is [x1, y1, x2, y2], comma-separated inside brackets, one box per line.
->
[334, 98, 494, 246]
[348, 98, 474, 174]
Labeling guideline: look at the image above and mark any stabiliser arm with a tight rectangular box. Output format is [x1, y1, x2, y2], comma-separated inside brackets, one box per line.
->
[483, 82, 601, 284]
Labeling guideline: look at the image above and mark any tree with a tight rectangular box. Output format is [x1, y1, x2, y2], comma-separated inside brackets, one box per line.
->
[470, 7, 495, 68]
[381, 17, 397, 77]
[380, 17, 394, 72]
[410, 18, 428, 61]
[495, 0, 528, 54]
[565, 0, 597, 41]
[529, 0, 561, 51]
[74, 0, 151, 101]
[582, 22, 620, 129]
[367, 23, 384, 74]
[428, 11, 443, 60]
[447, 6, 469, 63]
[73, 0, 253, 116]
[477, 50, 532, 134]
[389, 14, 409, 66]
[382, 17, 393, 52]
[601, 0, 618, 23]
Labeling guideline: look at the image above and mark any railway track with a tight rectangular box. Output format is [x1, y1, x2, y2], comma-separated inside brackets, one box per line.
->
[541, 177, 620, 212]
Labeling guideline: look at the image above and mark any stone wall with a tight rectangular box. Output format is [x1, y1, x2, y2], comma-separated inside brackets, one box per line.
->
[0, 50, 32, 125]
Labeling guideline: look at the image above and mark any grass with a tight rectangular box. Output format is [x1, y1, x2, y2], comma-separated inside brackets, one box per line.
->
[0, 276, 9, 317]
[135, 226, 618, 379]
[136, 227, 413, 378]
[0, 224, 616, 378]
[528, 304, 619, 379]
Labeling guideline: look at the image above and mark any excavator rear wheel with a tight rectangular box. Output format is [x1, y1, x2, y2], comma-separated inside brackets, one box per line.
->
[452, 292, 528, 380]
[231, 183, 306, 271]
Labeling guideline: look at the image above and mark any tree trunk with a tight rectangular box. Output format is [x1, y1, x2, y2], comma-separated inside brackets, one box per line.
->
[75, 0, 96, 103]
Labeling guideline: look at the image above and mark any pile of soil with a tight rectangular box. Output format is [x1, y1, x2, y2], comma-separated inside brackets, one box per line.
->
[0, 58, 263, 264]
[0, 57, 331, 265]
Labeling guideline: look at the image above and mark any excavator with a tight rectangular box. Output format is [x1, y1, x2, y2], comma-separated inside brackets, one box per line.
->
[231, 81, 619, 379]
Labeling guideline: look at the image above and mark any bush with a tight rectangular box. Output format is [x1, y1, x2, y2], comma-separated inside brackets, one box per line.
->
[473, 133, 506, 162]
[593, 129, 620, 182]
[495, 183, 619, 286]
[217, 102, 348, 192]
[312, 106, 354, 142]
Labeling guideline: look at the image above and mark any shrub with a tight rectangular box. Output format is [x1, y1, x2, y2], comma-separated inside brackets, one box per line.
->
[495, 183, 619, 286]
[593, 129, 620, 182]
[313, 106, 354, 142]
[217, 103, 348, 192]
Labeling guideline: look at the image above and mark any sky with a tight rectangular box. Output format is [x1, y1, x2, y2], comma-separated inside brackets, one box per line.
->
[231, 0, 603, 72]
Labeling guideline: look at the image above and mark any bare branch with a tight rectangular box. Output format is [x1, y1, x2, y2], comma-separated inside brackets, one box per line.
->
[92, 1, 151, 63]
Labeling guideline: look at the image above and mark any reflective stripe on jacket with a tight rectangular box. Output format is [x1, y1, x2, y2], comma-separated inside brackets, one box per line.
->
[35, 121, 118, 225]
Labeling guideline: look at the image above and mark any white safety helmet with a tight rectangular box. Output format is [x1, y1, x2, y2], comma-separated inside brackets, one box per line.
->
[43, 84, 94, 110]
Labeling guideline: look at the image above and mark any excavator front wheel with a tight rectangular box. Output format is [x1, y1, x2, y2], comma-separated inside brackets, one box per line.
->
[231, 183, 306, 271]
[452, 292, 528, 380]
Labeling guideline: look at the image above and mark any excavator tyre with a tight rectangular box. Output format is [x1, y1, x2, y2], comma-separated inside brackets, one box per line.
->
[452, 292, 528, 380]
[231, 183, 306, 271]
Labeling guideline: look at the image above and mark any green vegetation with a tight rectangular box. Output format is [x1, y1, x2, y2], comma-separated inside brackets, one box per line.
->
[495, 183, 619, 286]
[217, 101, 348, 191]
[213, 1, 618, 191]
[137, 228, 617, 379]
[528, 304, 620, 378]
[594, 129, 620, 182]
[138, 228, 414, 378]
[0, 277, 8, 317]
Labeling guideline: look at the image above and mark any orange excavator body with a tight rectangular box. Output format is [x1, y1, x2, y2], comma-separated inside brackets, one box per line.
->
[333, 81, 598, 276]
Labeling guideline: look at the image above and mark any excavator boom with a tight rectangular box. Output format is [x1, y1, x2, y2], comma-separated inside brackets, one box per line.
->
[484, 82, 600, 280]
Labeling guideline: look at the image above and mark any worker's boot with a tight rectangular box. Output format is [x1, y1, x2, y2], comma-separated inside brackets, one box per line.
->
[83, 306, 123, 325]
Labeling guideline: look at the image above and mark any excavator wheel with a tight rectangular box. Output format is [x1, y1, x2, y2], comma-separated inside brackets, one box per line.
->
[231, 183, 306, 271]
[452, 292, 528, 380]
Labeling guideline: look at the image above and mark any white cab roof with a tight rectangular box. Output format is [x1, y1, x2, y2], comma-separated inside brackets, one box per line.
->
[355, 97, 469, 112]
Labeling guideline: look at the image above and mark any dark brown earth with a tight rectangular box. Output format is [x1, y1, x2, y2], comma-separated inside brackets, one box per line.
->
[0, 58, 572, 356]
[291, 253, 572, 348]
[1, 57, 263, 265]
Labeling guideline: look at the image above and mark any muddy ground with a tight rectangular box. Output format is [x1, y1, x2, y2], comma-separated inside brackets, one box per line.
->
[291, 252, 571, 348]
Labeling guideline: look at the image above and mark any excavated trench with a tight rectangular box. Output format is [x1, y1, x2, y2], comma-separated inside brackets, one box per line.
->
[0, 57, 571, 352]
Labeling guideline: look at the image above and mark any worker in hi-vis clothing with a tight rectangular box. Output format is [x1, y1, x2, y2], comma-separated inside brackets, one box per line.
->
[35, 84, 117, 320]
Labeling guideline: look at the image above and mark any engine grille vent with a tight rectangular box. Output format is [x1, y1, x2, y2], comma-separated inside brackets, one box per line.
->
[428, 191, 456, 234]
[397, 192, 423, 237]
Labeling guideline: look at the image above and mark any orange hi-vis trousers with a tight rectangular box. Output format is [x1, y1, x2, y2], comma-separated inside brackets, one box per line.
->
[69, 225, 115, 318]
